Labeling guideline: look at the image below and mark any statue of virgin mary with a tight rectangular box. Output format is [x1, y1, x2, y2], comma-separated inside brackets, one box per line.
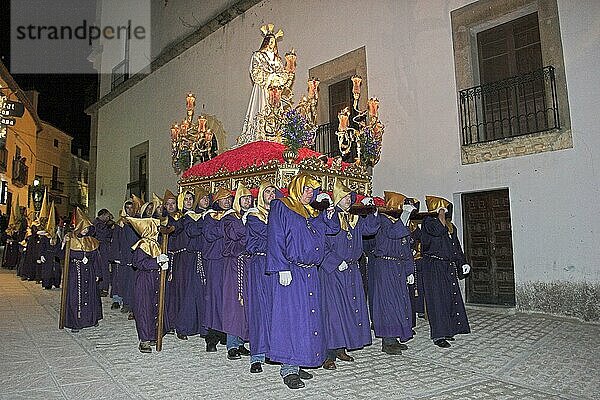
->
[236, 24, 293, 145]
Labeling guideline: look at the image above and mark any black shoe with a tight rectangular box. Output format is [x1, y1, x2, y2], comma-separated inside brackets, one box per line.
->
[166, 329, 175, 335]
[322, 359, 336, 370]
[128, 312, 135, 321]
[227, 348, 241, 360]
[149, 341, 157, 346]
[434, 339, 451, 348]
[120, 305, 130, 313]
[206, 343, 217, 352]
[382, 344, 402, 355]
[398, 343, 408, 350]
[298, 369, 313, 380]
[446, 337, 455, 341]
[139, 341, 152, 353]
[283, 374, 305, 389]
[177, 333, 188, 340]
[111, 302, 120, 310]
[250, 362, 263, 373]
[238, 345, 250, 356]
[71, 329, 80, 333]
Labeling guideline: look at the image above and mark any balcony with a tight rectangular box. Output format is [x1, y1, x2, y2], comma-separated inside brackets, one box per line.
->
[459, 66, 560, 146]
[0, 147, 7, 173]
[50, 179, 64, 193]
[11, 157, 28, 187]
[312, 123, 358, 162]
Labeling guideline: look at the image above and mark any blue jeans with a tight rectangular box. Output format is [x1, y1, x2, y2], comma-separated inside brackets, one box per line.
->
[326, 349, 337, 361]
[280, 364, 299, 378]
[250, 353, 265, 364]
[112, 295, 123, 304]
[226, 334, 244, 350]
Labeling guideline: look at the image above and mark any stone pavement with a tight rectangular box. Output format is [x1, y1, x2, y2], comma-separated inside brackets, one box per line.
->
[1, 268, 598, 400]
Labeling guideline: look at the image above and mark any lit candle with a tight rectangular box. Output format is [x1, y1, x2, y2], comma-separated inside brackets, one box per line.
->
[368, 97, 379, 118]
[351, 75, 362, 95]
[307, 78, 320, 99]
[198, 115, 207, 132]
[338, 108, 349, 131]
[186, 93, 196, 111]
[170, 124, 179, 141]
[181, 119, 189, 133]
[285, 49, 297, 73]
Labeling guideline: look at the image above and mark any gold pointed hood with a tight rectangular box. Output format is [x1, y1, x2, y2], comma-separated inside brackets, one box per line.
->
[425, 195, 450, 213]
[249, 181, 276, 223]
[127, 217, 161, 257]
[45, 201, 57, 241]
[333, 179, 358, 231]
[233, 183, 252, 218]
[131, 194, 144, 216]
[281, 173, 321, 218]
[70, 207, 99, 251]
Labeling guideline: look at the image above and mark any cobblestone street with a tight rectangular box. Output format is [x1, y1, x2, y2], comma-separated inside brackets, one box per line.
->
[1, 268, 598, 400]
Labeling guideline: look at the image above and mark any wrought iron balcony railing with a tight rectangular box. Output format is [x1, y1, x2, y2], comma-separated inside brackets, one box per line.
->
[11, 158, 28, 187]
[0, 147, 7, 173]
[459, 66, 560, 146]
[312, 123, 358, 162]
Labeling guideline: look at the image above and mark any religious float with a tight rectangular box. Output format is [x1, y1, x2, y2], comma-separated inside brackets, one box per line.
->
[172, 24, 385, 196]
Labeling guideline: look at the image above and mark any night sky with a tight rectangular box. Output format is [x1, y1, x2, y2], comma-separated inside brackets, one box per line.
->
[0, 1, 97, 158]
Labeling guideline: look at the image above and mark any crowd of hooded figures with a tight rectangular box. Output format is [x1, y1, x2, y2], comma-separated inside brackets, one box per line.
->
[2, 173, 472, 390]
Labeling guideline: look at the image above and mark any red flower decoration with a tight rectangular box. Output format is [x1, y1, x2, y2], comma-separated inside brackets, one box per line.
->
[182, 141, 351, 179]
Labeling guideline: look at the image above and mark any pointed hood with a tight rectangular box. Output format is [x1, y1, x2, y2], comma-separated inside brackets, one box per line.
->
[70, 207, 99, 251]
[212, 187, 233, 203]
[8, 193, 21, 230]
[233, 183, 252, 218]
[163, 189, 177, 203]
[139, 202, 155, 218]
[384, 191, 407, 211]
[425, 195, 450, 213]
[38, 188, 49, 222]
[249, 181, 276, 223]
[127, 217, 161, 257]
[333, 179, 359, 231]
[194, 187, 210, 211]
[131, 194, 144, 216]
[45, 201, 57, 241]
[280, 173, 321, 218]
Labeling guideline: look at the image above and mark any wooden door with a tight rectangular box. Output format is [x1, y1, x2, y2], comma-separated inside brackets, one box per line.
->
[462, 189, 516, 305]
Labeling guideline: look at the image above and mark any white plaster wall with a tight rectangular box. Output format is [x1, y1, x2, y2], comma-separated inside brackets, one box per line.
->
[95, 0, 600, 284]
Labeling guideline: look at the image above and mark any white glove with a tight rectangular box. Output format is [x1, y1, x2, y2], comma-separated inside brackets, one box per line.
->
[279, 271, 292, 286]
[406, 274, 415, 285]
[400, 204, 416, 226]
[82, 255, 88, 264]
[157, 253, 169, 264]
[462, 264, 471, 275]
[160, 260, 169, 271]
[338, 261, 348, 271]
[36, 259, 42, 264]
[315, 192, 332, 203]
[40, 255, 46, 263]
[361, 197, 374, 206]
[114, 260, 121, 264]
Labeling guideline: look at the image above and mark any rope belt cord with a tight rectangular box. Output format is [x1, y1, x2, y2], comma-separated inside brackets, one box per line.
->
[252, 252, 266, 256]
[375, 255, 406, 261]
[236, 253, 250, 306]
[296, 262, 318, 269]
[196, 251, 206, 284]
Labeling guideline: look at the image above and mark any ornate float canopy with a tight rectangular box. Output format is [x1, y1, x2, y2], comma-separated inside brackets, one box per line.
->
[179, 141, 372, 195]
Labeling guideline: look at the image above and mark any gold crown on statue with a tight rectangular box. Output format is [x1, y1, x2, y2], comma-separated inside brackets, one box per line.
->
[260, 23, 284, 40]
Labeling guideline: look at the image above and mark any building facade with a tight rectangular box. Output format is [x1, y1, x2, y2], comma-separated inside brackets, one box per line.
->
[0, 62, 40, 221]
[87, 0, 600, 320]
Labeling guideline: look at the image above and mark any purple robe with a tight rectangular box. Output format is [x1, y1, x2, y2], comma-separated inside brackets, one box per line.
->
[202, 213, 226, 331]
[245, 214, 275, 356]
[368, 215, 414, 341]
[3, 237, 20, 269]
[110, 223, 138, 306]
[39, 235, 62, 289]
[266, 200, 339, 367]
[132, 248, 168, 342]
[410, 227, 425, 321]
[421, 217, 471, 339]
[164, 215, 186, 329]
[64, 248, 103, 330]
[320, 212, 379, 351]
[22, 234, 41, 281]
[176, 214, 207, 336]
[221, 214, 249, 340]
[93, 218, 113, 292]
